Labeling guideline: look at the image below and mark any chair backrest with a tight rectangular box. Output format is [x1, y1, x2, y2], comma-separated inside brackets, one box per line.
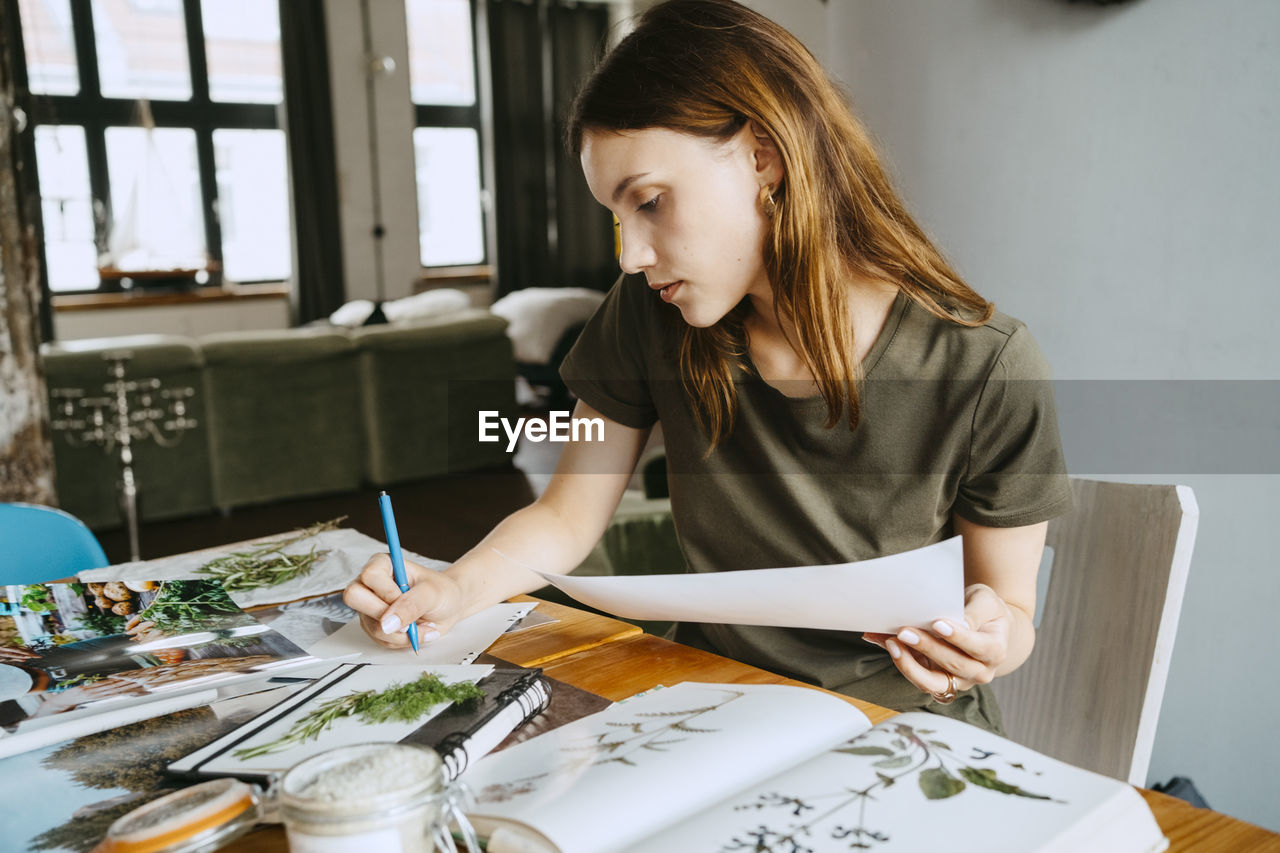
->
[991, 478, 1198, 786]
[0, 503, 110, 584]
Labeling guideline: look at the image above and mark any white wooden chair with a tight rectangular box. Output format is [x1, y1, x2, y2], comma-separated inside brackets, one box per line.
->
[990, 478, 1198, 786]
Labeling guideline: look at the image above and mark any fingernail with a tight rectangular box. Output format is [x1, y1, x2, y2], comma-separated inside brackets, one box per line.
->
[885, 639, 902, 659]
[418, 628, 440, 643]
[899, 629, 920, 645]
[932, 620, 953, 637]
[380, 614, 402, 635]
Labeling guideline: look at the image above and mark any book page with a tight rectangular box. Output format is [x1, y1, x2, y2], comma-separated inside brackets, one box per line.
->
[537, 537, 964, 633]
[465, 683, 872, 853]
[631, 712, 1167, 853]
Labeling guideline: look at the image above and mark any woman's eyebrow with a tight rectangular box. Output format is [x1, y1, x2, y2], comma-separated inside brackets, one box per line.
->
[612, 172, 651, 203]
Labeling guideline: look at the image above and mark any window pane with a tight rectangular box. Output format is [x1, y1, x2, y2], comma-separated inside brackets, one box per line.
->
[93, 0, 192, 100]
[17, 0, 79, 95]
[202, 0, 283, 104]
[35, 126, 98, 291]
[406, 0, 476, 106]
[213, 129, 291, 281]
[104, 127, 206, 271]
[414, 127, 484, 266]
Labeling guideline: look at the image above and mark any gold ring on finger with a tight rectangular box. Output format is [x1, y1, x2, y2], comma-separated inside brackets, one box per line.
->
[931, 672, 958, 705]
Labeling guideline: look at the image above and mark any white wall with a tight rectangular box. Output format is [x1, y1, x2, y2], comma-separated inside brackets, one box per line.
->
[53, 297, 291, 341]
[820, 0, 1280, 831]
[323, 0, 422, 304]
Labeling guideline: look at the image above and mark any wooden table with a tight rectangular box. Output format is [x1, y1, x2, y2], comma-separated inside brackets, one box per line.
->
[486, 595, 642, 667]
[227, 597, 1278, 852]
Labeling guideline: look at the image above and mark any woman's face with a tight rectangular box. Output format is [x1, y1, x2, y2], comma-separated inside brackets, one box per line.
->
[580, 126, 778, 328]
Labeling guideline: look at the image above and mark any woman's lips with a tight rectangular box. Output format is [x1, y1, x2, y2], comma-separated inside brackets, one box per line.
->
[654, 280, 683, 302]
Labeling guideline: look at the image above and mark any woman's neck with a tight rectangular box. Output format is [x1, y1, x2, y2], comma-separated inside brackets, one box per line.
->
[743, 276, 899, 395]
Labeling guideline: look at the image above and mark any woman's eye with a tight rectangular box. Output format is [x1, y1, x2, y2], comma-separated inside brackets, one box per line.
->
[637, 194, 661, 212]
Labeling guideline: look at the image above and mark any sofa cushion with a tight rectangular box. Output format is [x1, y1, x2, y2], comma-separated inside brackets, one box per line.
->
[200, 328, 354, 364]
[353, 310, 517, 485]
[199, 329, 363, 509]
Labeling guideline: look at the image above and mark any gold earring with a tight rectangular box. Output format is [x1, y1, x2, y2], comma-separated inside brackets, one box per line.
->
[758, 185, 777, 218]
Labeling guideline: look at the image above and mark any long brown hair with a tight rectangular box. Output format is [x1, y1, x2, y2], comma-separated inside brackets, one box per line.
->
[567, 0, 992, 445]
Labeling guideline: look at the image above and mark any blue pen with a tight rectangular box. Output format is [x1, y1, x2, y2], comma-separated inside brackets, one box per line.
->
[378, 490, 419, 654]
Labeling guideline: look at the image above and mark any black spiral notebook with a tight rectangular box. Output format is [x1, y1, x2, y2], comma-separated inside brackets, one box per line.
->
[167, 662, 551, 781]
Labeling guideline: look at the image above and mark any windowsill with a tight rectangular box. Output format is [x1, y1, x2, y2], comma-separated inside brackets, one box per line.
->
[415, 264, 493, 292]
[52, 282, 291, 312]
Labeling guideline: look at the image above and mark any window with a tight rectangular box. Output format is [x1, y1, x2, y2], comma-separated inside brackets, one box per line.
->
[405, 0, 488, 269]
[10, 0, 290, 292]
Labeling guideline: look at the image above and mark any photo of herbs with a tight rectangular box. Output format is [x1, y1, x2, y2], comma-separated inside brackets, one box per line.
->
[475, 688, 744, 806]
[0, 578, 308, 730]
[719, 722, 1062, 852]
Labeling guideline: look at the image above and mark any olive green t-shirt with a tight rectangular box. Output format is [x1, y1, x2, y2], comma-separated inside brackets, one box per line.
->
[560, 274, 1072, 732]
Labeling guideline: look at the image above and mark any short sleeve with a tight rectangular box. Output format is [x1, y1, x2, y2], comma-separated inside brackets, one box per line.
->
[559, 274, 661, 429]
[954, 325, 1073, 528]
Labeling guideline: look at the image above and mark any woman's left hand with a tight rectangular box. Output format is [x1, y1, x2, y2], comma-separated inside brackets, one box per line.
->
[862, 583, 1014, 701]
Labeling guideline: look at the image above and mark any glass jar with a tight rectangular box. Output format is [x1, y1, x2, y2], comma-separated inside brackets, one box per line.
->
[96, 777, 262, 853]
[278, 742, 476, 853]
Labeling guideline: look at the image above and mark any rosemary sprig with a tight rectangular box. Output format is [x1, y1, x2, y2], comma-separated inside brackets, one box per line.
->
[136, 580, 245, 633]
[195, 517, 345, 592]
[233, 673, 484, 760]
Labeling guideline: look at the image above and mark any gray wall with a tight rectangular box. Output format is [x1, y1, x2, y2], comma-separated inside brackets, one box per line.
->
[815, 0, 1279, 831]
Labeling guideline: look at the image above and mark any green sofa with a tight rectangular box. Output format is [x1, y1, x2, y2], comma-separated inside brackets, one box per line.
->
[352, 311, 516, 485]
[41, 310, 518, 527]
[200, 327, 365, 510]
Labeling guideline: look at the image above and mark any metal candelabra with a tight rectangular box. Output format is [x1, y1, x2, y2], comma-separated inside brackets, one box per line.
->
[49, 350, 197, 561]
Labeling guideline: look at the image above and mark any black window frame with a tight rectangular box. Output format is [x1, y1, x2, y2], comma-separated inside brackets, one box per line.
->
[6, 0, 286, 295]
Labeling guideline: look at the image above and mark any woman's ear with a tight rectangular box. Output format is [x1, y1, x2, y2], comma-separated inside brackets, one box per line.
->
[745, 119, 784, 188]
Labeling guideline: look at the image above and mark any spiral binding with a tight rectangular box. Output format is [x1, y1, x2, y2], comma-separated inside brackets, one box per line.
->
[437, 671, 552, 779]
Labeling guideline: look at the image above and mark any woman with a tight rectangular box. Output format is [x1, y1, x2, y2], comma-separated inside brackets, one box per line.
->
[344, 0, 1070, 731]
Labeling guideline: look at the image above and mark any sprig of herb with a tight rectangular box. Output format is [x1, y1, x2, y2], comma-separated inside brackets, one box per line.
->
[135, 580, 245, 634]
[234, 673, 484, 760]
[20, 585, 57, 613]
[195, 517, 345, 592]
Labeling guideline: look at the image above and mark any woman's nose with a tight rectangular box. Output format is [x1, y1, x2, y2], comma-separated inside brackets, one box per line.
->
[617, 229, 656, 275]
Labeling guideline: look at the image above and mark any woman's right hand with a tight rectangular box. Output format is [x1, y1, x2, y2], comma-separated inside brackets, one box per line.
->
[342, 554, 466, 649]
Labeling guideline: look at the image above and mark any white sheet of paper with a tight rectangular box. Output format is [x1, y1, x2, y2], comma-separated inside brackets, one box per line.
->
[538, 537, 964, 634]
[308, 602, 535, 665]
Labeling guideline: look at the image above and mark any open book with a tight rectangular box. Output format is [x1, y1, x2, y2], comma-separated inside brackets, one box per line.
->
[168, 662, 551, 781]
[463, 682, 1168, 853]
[0, 578, 317, 759]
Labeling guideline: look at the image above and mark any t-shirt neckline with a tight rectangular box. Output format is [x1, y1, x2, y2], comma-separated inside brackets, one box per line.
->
[740, 288, 909, 404]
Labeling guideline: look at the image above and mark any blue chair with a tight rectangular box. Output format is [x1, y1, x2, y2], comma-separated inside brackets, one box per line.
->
[0, 503, 110, 585]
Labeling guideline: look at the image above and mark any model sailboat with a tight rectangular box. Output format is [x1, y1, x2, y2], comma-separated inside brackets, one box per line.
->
[99, 100, 210, 288]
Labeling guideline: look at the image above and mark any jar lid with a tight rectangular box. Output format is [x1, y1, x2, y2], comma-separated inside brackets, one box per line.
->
[96, 778, 262, 853]
[280, 743, 446, 818]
